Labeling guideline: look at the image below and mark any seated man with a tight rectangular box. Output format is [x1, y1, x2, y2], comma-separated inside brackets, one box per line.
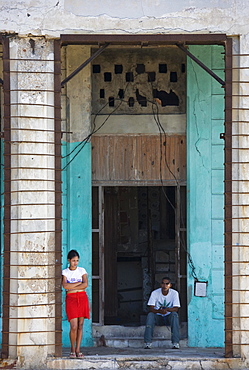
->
[144, 276, 180, 349]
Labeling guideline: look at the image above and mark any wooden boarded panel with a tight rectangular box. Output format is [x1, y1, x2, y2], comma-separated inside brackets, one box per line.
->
[104, 187, 118, 318]
[91, 134, 186, 184]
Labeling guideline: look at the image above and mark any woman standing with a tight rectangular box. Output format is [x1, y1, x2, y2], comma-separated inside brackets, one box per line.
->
[62, 249, 90, 358]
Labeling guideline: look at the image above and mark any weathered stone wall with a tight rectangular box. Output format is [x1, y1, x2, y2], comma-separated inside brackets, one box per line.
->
[1, 0, 249, 363]
[0, 0, 248, 39]
[61, 45, 93, 348]
[8, 37, 57, 368]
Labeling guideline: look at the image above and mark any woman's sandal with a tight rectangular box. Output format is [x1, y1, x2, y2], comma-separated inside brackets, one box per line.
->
[70, 352, 76, 358]
[76, 352, 84, 358]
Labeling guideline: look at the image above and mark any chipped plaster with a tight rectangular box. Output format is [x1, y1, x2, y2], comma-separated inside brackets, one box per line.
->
[0, 0, 246, 38]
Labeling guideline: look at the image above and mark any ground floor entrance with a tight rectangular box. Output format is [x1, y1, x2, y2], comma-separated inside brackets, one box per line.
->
[3, 32, 249, 364]
[61, 41, 226, 350]
[92, 185, 187, 327]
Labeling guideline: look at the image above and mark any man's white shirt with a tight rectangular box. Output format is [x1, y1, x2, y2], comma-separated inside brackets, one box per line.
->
[147, 288, 180, 316]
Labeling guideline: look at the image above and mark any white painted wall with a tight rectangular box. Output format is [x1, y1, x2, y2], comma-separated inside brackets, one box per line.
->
[0, 0, 248, 37]
[8, 37, 57, 368]
[1, 0, 249, 362]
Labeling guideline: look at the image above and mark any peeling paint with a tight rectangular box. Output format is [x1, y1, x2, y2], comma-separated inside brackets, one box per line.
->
[0, 0, 249, 365]
[187, 45, 225, 347]
[0, 0, 245, 37]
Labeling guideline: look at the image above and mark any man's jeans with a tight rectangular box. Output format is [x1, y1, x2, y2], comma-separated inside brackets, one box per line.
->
[144, 312, 180, 344]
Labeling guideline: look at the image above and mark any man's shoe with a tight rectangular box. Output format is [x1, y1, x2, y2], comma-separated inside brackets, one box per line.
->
[144, 342, 152, 349]
[172, 343, 180, 349]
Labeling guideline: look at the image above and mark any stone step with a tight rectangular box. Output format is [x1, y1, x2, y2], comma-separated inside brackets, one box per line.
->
[101, 337, 188, 348]
[93, 323, 187, 338]
[92, 324, 187, 348]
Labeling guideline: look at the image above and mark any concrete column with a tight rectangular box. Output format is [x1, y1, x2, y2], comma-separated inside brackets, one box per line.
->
[232, 34, 249, 359]
[66, 45, 92, 142]
[7, 36, 57, 367]
[61, 44, 93, 346]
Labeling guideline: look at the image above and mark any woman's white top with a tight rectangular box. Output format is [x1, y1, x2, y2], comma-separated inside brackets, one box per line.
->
[62, 267, 87, 284]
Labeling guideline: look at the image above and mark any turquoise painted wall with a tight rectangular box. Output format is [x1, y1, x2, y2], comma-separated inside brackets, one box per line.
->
[62, 141, 93, 347]
[187, 45, 225, 347]
[60, 45, 224, 349]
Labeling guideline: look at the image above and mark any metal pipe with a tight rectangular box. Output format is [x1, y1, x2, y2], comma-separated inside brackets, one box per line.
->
[1, 41, 63, 359]
[176, 43, 226, 86]
[2, 34, 11, 360]
[61, 43, 109, 87]
[54, 38, 62, 357]
[60, 33, 227, 45]
[224, 37, 233, 359]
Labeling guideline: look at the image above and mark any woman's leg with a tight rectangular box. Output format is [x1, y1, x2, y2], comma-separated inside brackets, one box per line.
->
[69, 318, 78, 353]
[75, 317, 84, 355]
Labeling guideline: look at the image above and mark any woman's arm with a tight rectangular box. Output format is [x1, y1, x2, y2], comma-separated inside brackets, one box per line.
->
[62, 275, 82, 290]
[70, 273, 88, 290]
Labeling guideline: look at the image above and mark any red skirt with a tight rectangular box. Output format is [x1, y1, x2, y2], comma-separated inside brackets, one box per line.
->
[66, 291, 90, 321]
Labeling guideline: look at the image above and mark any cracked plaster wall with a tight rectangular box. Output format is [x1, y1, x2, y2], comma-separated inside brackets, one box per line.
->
[1, 0, 249, 361]
[61, 45, 93, 348]
[0, 0, 247, 38]
[187, 45, 225, 348]
[7, 37, 57, 367]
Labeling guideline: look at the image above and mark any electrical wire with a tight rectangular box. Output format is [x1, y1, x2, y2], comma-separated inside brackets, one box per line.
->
[62, 65, 139, 171]
[8, 58, 198, 281]
[147, 80, 199, 280]
[82, 71, 199, 281]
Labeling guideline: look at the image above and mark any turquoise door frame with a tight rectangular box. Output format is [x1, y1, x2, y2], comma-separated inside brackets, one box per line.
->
[187, 45, 225, 347]
[60, 42, 225, 349]
[61, 142, 93, 347]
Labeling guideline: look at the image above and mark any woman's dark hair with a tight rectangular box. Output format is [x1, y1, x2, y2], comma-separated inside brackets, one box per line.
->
[67, 249, 80, 260]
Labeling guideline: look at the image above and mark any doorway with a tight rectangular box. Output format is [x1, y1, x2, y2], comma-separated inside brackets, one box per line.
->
[92, 185, 187, 326]
[60, 35, 229, 350]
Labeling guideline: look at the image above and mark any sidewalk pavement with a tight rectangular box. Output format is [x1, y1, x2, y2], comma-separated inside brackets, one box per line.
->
[45, 346, 249, 369]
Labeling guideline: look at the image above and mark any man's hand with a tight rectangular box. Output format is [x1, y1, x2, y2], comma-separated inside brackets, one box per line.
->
[158, 308, 167, 315]
[149, 305, 178, 315]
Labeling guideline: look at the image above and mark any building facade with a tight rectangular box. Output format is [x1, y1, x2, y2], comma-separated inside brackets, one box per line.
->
[0, 0, 248, 367]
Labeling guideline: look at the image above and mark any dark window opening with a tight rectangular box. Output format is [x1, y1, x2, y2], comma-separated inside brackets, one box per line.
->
[109, 97, 115, 107]
[115, 64, 123, 74]
[136, 64, 145, 74]
[170, 72, 177, 82]
[159, 63, 167, 73]
[104, 72, 112, 82]
[93, 64, 101, 73]
[100, 89, 105, 98]
[148, 72, 156, 82]
[118, 89, 124, 99]
[181, 63, 186, 73]
[153, 88, 179, 106]
[126, 72, 134, 82]
[136, 89, 147, 107]
[128, 97, 135, 107]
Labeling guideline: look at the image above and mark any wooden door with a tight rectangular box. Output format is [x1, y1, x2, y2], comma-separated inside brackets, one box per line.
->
[104, 187, 118, 320]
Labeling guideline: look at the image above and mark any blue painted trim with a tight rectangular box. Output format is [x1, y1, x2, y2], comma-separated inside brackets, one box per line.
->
[62, 141, 93, 347]
[187, 45, 225, 347]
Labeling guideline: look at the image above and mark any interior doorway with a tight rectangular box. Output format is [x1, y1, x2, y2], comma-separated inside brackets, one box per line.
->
[92, 185, 187, 326]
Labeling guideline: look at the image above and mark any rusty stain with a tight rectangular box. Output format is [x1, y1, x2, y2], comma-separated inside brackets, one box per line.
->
[1, 40, 62, 359]
[0, 32, 246, 360]
[0, 359, 17, 369]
